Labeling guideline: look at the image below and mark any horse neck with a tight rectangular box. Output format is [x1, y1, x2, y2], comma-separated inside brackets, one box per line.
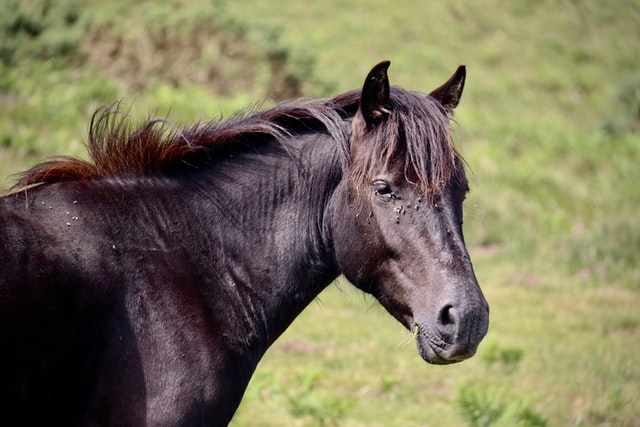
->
[190, 131, 345, 353]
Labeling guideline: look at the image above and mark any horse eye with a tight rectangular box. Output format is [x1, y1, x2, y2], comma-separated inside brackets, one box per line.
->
[373, 180, 393, 201]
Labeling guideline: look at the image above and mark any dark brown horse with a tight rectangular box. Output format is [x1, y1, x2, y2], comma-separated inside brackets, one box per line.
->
[0, 61, 488, 426]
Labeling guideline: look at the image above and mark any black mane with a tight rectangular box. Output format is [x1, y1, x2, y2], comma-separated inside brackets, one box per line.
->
[11, 88, 461, 199]
[11, 96, 356, 189]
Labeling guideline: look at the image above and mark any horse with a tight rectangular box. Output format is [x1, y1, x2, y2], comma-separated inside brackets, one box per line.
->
[0, 61, 489, 426]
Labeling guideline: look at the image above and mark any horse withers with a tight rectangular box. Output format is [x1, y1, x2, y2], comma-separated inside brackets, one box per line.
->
[0, 61, 488, 426]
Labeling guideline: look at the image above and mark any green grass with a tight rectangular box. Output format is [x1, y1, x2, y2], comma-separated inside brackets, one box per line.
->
[1, 0, 639, 425]
[231, 275, 640, 426]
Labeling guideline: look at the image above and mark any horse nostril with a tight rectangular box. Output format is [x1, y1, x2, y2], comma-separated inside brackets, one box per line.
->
[438, 304, 457, 327]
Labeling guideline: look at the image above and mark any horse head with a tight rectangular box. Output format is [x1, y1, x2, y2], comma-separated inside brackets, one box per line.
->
[331, 61, 489, 365]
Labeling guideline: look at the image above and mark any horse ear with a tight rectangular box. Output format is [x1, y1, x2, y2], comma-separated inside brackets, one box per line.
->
[358, 60, 391, 128]
[429, 65, 466, 114]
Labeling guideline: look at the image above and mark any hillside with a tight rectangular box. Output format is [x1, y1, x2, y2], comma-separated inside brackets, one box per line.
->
[1, 1, 639, 425]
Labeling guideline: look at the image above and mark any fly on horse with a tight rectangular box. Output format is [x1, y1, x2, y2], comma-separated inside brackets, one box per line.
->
[0, 61, 489, 426]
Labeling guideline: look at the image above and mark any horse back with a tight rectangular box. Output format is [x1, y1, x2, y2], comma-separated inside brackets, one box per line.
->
[0, 187, 246, 426]
[0, 192, 141, 424]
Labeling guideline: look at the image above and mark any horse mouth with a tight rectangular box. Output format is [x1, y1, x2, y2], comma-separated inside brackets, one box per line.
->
[413, 325, 478, 365]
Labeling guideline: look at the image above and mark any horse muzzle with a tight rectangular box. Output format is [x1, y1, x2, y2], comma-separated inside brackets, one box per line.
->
[414, 300, 489, 365]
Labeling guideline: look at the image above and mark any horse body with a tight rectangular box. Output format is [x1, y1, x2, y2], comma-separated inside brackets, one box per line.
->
[1, 132, 342, 425]
[0, 61, 489, 426]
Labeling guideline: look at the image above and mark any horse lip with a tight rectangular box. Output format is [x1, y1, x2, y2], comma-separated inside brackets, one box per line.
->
[414, 325, 469, 365]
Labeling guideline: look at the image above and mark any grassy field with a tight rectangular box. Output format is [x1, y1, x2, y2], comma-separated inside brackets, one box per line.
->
[2, 0, 639, 425]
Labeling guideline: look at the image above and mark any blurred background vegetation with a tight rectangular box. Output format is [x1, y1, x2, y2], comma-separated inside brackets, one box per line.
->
[1, 0, 639, 425]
